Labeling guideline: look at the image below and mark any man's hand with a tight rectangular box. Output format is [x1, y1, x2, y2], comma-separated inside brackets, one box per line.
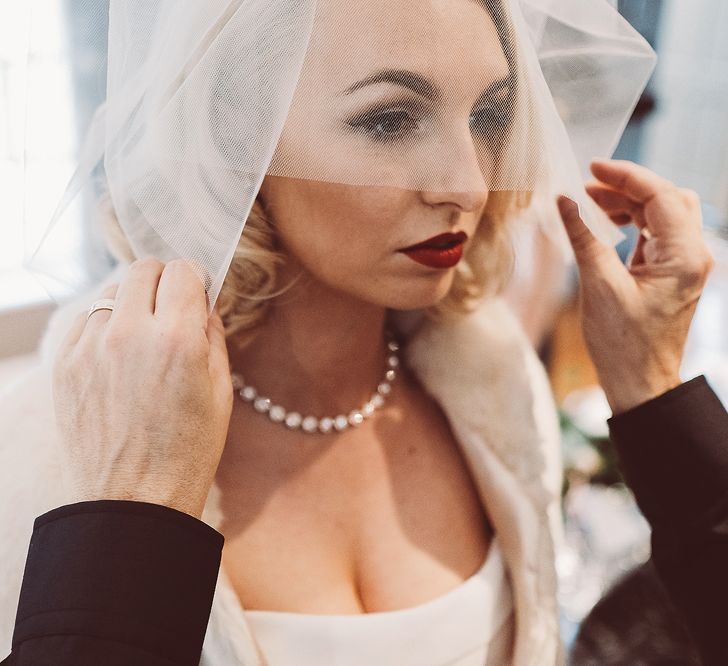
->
[53, 258, 233, 518]
[558, 159, 714, 415]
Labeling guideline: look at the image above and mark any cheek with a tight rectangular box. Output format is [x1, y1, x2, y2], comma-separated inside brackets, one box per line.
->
[282, 185, 412, 274]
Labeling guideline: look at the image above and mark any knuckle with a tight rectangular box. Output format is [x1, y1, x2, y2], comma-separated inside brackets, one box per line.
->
[165, 258, 198, 283]
[129, 257, 164, 274]
[166, 258, 191, 273]
[655, 183, 678, 200]
[702, 248, 716, 274]
[682, 255, 711, 283]
[679, 188, 701, 207]
[683, 264, 702, 282]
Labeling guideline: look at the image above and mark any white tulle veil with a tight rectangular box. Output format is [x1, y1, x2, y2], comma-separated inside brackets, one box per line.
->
[22, 0, 656, 309]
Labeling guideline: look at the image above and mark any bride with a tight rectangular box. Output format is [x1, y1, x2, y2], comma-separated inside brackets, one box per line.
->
[0, 0, 679, 664]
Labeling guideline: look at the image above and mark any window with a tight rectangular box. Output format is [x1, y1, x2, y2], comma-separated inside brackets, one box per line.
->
[0, 2, 107, 311]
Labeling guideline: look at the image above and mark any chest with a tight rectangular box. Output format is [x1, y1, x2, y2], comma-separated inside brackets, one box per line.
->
[215, 389, 494, 615]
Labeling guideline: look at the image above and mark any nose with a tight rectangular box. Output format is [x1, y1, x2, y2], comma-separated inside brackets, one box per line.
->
[418, 133, 491, 213]
[419, 186, 489, 213]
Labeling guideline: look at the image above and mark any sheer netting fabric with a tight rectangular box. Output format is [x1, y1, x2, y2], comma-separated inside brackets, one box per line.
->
[23, 0, 656, 308]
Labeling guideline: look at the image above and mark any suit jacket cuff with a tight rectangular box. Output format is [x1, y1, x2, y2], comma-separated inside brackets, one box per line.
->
[12, 500, 224, 665]
[607, 375, 728, 529]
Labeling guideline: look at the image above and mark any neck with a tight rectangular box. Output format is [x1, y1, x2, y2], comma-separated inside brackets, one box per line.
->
[228, 269, 390, 417]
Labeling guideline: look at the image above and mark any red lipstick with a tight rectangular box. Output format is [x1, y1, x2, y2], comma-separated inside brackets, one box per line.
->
[398, 231, 468, 269]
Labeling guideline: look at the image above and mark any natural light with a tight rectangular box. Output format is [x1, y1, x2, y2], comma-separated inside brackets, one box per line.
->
[0, 3, 78, 307]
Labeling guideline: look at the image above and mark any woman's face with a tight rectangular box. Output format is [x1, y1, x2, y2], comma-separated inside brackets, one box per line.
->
[259, 0, 513, 310]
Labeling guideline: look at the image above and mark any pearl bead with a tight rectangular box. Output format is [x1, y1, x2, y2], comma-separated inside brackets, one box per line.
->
[269, 405, 286, 423]
[254, 397, 271, 413]
[231, 337, 400, 436]
[240, 386, 257, 402]
[348, 411, 364, 427]
[285, 412, 302, 429]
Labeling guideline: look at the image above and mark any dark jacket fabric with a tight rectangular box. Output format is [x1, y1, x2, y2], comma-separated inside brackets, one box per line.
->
[2, 501, 223, 666]
[2, 375, 726, 665]
[606, 375, 728, 666]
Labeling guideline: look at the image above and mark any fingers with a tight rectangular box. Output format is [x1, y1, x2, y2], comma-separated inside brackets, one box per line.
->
[60, 284, 119, 352]
[61, 312, 91, 352]
[84, 284, 119, 333]
[556, 196, 610, 270]
[115, 258, 165, 318]
[155, 259, 208, 329]
[590, 160, 676, 205]
[585, 181, 645, 228]
[627, 233, 648, 269]
[590, 160, 705, 241]
[58, 258, 210, 360]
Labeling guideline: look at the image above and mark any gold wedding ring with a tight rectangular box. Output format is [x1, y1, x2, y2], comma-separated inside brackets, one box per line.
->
[87, 298, 116, 320]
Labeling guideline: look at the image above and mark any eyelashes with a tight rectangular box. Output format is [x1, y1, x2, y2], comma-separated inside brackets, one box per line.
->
[346, 100, 514, 145]
[347, 104, 422, 143]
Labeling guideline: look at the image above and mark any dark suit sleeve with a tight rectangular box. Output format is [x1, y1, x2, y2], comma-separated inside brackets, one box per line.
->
[1, 500, 224, 666]
[607, 375, 728, 666]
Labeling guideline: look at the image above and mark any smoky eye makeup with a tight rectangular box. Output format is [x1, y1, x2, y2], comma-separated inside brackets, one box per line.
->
[345, 98, 429, 144]
[342, 76, 516, 147]
[472, 95, 515, 131]
[470, 84, 517, 147]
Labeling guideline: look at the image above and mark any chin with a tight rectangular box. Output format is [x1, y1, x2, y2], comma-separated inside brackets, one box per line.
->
[376, 273, 456, 311]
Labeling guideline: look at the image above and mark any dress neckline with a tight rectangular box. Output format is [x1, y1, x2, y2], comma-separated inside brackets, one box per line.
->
[245, 533, 500, 620]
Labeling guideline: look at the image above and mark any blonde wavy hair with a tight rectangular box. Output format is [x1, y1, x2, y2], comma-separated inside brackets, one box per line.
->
[99, 0, 532, 348]
[102, 188, 526, 347]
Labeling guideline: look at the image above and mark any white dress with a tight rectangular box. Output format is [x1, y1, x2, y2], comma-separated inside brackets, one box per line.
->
[0, 272, 567, 665]
[243, 535, 515, 666]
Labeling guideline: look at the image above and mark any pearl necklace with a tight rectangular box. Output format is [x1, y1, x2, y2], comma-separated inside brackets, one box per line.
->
[231, 339, 401, 435]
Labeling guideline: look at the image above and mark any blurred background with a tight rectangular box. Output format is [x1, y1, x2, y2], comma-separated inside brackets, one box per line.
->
[1, 1, 726, 663]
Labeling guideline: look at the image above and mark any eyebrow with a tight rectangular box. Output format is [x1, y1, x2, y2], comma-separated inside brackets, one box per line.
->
[343, 69, 439, 100]
[342, 68, 513, 105]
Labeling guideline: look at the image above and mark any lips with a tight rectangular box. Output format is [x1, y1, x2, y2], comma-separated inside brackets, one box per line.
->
[398, 231, 468, 269]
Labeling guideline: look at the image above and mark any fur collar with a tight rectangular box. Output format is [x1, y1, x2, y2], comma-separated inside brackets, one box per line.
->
[202, 298, 565, 665]
[0, 272, 565, 665]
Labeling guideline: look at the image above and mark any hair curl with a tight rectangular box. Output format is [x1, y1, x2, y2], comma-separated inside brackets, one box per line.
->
[101, 188, 524, 347]
[100, 0, 529, 346]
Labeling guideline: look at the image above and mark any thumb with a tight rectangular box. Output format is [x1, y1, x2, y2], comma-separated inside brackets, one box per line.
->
[557, 196, 609, 272]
